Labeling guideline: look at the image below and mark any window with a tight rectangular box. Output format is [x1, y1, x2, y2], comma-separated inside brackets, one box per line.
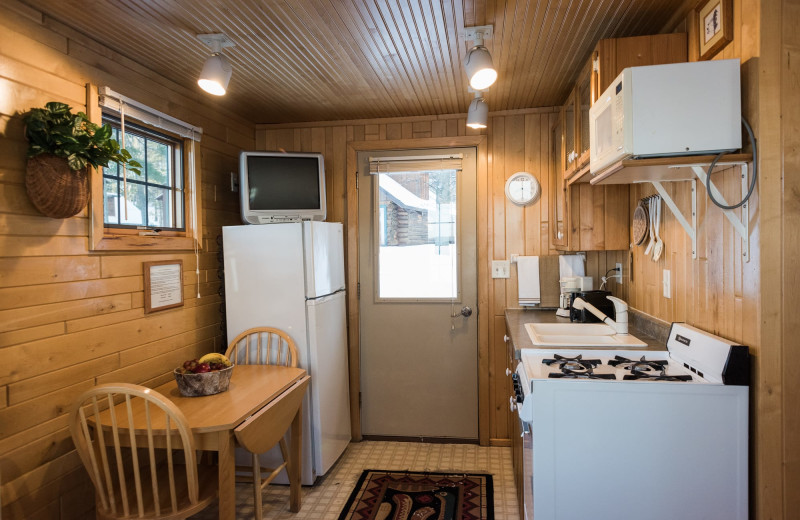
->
[368, 154, 462, 300]
[89, 85, 203, 252]
[102, 116, 184, 230]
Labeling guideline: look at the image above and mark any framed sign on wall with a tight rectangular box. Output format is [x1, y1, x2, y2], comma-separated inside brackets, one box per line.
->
[143, 260, 184, 314]
[696, 0, 732, 61]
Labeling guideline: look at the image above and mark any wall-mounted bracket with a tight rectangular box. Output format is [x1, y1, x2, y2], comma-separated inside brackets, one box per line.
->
[641, 159, 750, 262]
[689, 164, 749, 262]
[651, 180, 697, 259]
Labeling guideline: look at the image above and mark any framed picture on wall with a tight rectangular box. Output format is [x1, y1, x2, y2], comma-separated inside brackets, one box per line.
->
[143, 260, 184, 314]
[696, 0, 733, 60]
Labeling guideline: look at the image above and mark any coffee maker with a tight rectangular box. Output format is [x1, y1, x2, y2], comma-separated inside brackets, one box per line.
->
[556, 276, 593, 318]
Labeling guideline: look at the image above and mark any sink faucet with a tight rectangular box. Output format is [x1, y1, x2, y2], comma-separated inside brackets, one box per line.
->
[571, 296, 629, 335]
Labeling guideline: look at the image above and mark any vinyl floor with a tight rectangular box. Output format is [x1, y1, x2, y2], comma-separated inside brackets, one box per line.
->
[190, 441, 519, 519]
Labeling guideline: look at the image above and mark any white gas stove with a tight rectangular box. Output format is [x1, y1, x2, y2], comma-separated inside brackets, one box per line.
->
[513, 323, 749, 520]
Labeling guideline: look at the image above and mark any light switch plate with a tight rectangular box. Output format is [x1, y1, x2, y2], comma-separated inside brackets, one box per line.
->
[492, 260, 510, 279]
[663, 269, 671, 298]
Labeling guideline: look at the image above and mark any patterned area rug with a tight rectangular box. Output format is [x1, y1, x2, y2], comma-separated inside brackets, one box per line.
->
[338, 470, 493, 520]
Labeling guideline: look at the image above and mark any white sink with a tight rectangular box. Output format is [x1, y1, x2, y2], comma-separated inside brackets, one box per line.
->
[525, 322, 647, 347]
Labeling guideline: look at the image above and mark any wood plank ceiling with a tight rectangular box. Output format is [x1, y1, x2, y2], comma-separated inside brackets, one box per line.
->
[21, 0, 684, 124]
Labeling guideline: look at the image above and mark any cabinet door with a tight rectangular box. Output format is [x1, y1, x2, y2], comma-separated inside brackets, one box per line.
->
[563, 88, 576, 174]
[550, 113, 567, 248]
[576, 60, 592, 167]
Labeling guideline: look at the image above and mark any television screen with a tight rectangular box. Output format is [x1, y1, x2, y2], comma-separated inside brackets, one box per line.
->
[247, 156, 321, 210]
[239, 151, 326, 224]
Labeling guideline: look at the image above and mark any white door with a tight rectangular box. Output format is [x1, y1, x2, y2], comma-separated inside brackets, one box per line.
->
[358, 148, 478, 439]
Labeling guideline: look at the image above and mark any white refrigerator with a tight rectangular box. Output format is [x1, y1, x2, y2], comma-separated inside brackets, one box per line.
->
[222, 221, 351, 485]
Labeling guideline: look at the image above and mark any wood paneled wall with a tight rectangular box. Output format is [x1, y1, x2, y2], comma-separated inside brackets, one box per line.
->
[628, 0, 795, 518]
[0, 3, 253, 518]
[256, 111, 626, 446]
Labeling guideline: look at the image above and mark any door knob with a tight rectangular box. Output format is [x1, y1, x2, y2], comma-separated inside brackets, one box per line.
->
[451, 306, 472, 318]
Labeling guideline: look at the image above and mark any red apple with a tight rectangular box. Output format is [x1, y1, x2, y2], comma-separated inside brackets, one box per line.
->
[194, 362, 211, 373]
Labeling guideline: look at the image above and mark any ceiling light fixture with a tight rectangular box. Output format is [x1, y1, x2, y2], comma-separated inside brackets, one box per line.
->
[197, 33, 235, 96]
[466, 91, 488, 129]
[463, 25, 496, 90]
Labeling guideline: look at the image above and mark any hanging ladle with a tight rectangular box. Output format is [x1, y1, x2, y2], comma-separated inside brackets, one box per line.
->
[653, 195, 664, 262]
[644, 197, 655, 256]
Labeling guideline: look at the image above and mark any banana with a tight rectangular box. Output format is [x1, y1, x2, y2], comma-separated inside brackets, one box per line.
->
[199, 352, 232, 367]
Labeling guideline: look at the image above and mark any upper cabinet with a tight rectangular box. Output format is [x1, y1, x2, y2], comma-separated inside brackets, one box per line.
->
[577, 59, 592, 167]
[549, 33, 687, 252]
[563, 86, 577, 176]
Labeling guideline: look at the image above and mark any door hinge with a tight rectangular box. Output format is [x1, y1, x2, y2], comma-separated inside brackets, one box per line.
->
[357, 282, 360, 299]
[356, 175, 359, 190]
[358, 391, 362, 407]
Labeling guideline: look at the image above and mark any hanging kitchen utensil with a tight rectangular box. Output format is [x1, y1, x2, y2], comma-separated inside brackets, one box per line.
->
[653, 195, 664, 261]
[644, 197, 655, 256]
[632, 200, 649, 245]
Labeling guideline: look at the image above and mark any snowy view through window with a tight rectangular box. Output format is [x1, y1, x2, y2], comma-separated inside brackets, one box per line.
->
[377, 169, 458, 299]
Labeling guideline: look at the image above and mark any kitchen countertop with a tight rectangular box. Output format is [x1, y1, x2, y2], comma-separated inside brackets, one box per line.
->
[505, 307, 666, 359]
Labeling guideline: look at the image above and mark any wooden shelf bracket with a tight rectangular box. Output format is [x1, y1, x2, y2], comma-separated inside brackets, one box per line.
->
[645, 160, 750, 262]
[689, 163, 750, 263]
[650, 180, 697, 259]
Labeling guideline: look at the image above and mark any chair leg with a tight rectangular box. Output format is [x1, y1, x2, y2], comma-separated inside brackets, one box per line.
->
[252, 452, 262, 520]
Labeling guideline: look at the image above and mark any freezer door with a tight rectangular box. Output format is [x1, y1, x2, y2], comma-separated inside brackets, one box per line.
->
[303, 221, 345, 298]
[306, 290, 352, 474]
[222, 223, 307, 343]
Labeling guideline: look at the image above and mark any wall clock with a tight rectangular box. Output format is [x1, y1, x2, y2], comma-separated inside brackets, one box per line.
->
[505, 172, 540, 206]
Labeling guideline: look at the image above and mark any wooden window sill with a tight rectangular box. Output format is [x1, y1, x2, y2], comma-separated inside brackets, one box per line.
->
[93, 233, 200, 252]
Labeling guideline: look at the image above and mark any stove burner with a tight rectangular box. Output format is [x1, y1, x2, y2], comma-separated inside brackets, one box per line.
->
[543, 354, 602, 370]
[549, 367, 616, 380]
[623, 369, 692, 382]
[608, 355, 668, 372]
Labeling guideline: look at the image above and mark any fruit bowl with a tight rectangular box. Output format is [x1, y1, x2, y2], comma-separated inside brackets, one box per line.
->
[173, 365, 233, 397]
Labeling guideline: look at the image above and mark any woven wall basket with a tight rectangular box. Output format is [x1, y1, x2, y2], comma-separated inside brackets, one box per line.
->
[25, 154, 89, 219]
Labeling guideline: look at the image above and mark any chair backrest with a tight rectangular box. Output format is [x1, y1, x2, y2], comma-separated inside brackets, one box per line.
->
[225, 327, 299, 367]
[234, 375, 310, 454]
[69, 383, 200, 518]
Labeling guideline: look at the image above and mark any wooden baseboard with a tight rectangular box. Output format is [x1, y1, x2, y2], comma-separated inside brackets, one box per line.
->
[488, 438, 512, 447]
[360, 435, 479, 445]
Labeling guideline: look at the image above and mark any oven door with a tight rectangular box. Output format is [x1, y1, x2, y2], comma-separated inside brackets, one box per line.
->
[512, 366, 533, 520]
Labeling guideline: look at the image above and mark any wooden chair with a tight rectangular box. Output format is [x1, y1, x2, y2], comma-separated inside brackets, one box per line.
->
[69, 383, 217, 520]
[225, 327, 304, 519]
[226, 326, 299, 368]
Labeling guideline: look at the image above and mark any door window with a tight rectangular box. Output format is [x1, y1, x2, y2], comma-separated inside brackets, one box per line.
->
[369, 158, 460, 300]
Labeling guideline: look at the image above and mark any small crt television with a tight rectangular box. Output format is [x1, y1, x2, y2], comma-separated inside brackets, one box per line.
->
[239, 151, 326, 224]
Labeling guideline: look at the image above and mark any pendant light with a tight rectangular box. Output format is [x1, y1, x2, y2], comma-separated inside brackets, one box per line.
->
[466, 92, 488, 129]
[197, 34, 235, 96]
[463, 25, 496, 90]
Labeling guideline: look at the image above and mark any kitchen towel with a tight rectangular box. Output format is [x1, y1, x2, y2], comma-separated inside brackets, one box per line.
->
[517, 256, 541, 307]
[558, 254, 586, 278]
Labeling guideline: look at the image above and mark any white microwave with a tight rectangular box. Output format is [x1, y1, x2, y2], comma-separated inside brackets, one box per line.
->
[589, 59, 742, 175]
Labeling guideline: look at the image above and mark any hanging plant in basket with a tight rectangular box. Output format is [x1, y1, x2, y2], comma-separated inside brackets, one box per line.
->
[23, 102, 142, 218]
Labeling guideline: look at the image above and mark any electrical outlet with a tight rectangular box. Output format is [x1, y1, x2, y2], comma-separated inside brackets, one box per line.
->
[663, 269, 671, 298]
[492, 260, 510, 279]
[230, 172, 239, 192]
[616, 262, 623, 285]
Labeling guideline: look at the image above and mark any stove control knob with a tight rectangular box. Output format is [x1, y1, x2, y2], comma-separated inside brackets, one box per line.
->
[509, 396, 517, 412]
[505, 368, 512, 377]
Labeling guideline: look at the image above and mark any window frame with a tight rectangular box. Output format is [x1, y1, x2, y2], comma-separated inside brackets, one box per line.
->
[101, 114, 186, 232]
[87, 85, 203, 252]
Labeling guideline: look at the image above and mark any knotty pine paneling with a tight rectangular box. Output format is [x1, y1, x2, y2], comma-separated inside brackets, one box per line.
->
[0, 3, 253, 518]
[640, 1, 792, 519]
[18, 0, 685, 123]
[256, 110, 625, 445]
